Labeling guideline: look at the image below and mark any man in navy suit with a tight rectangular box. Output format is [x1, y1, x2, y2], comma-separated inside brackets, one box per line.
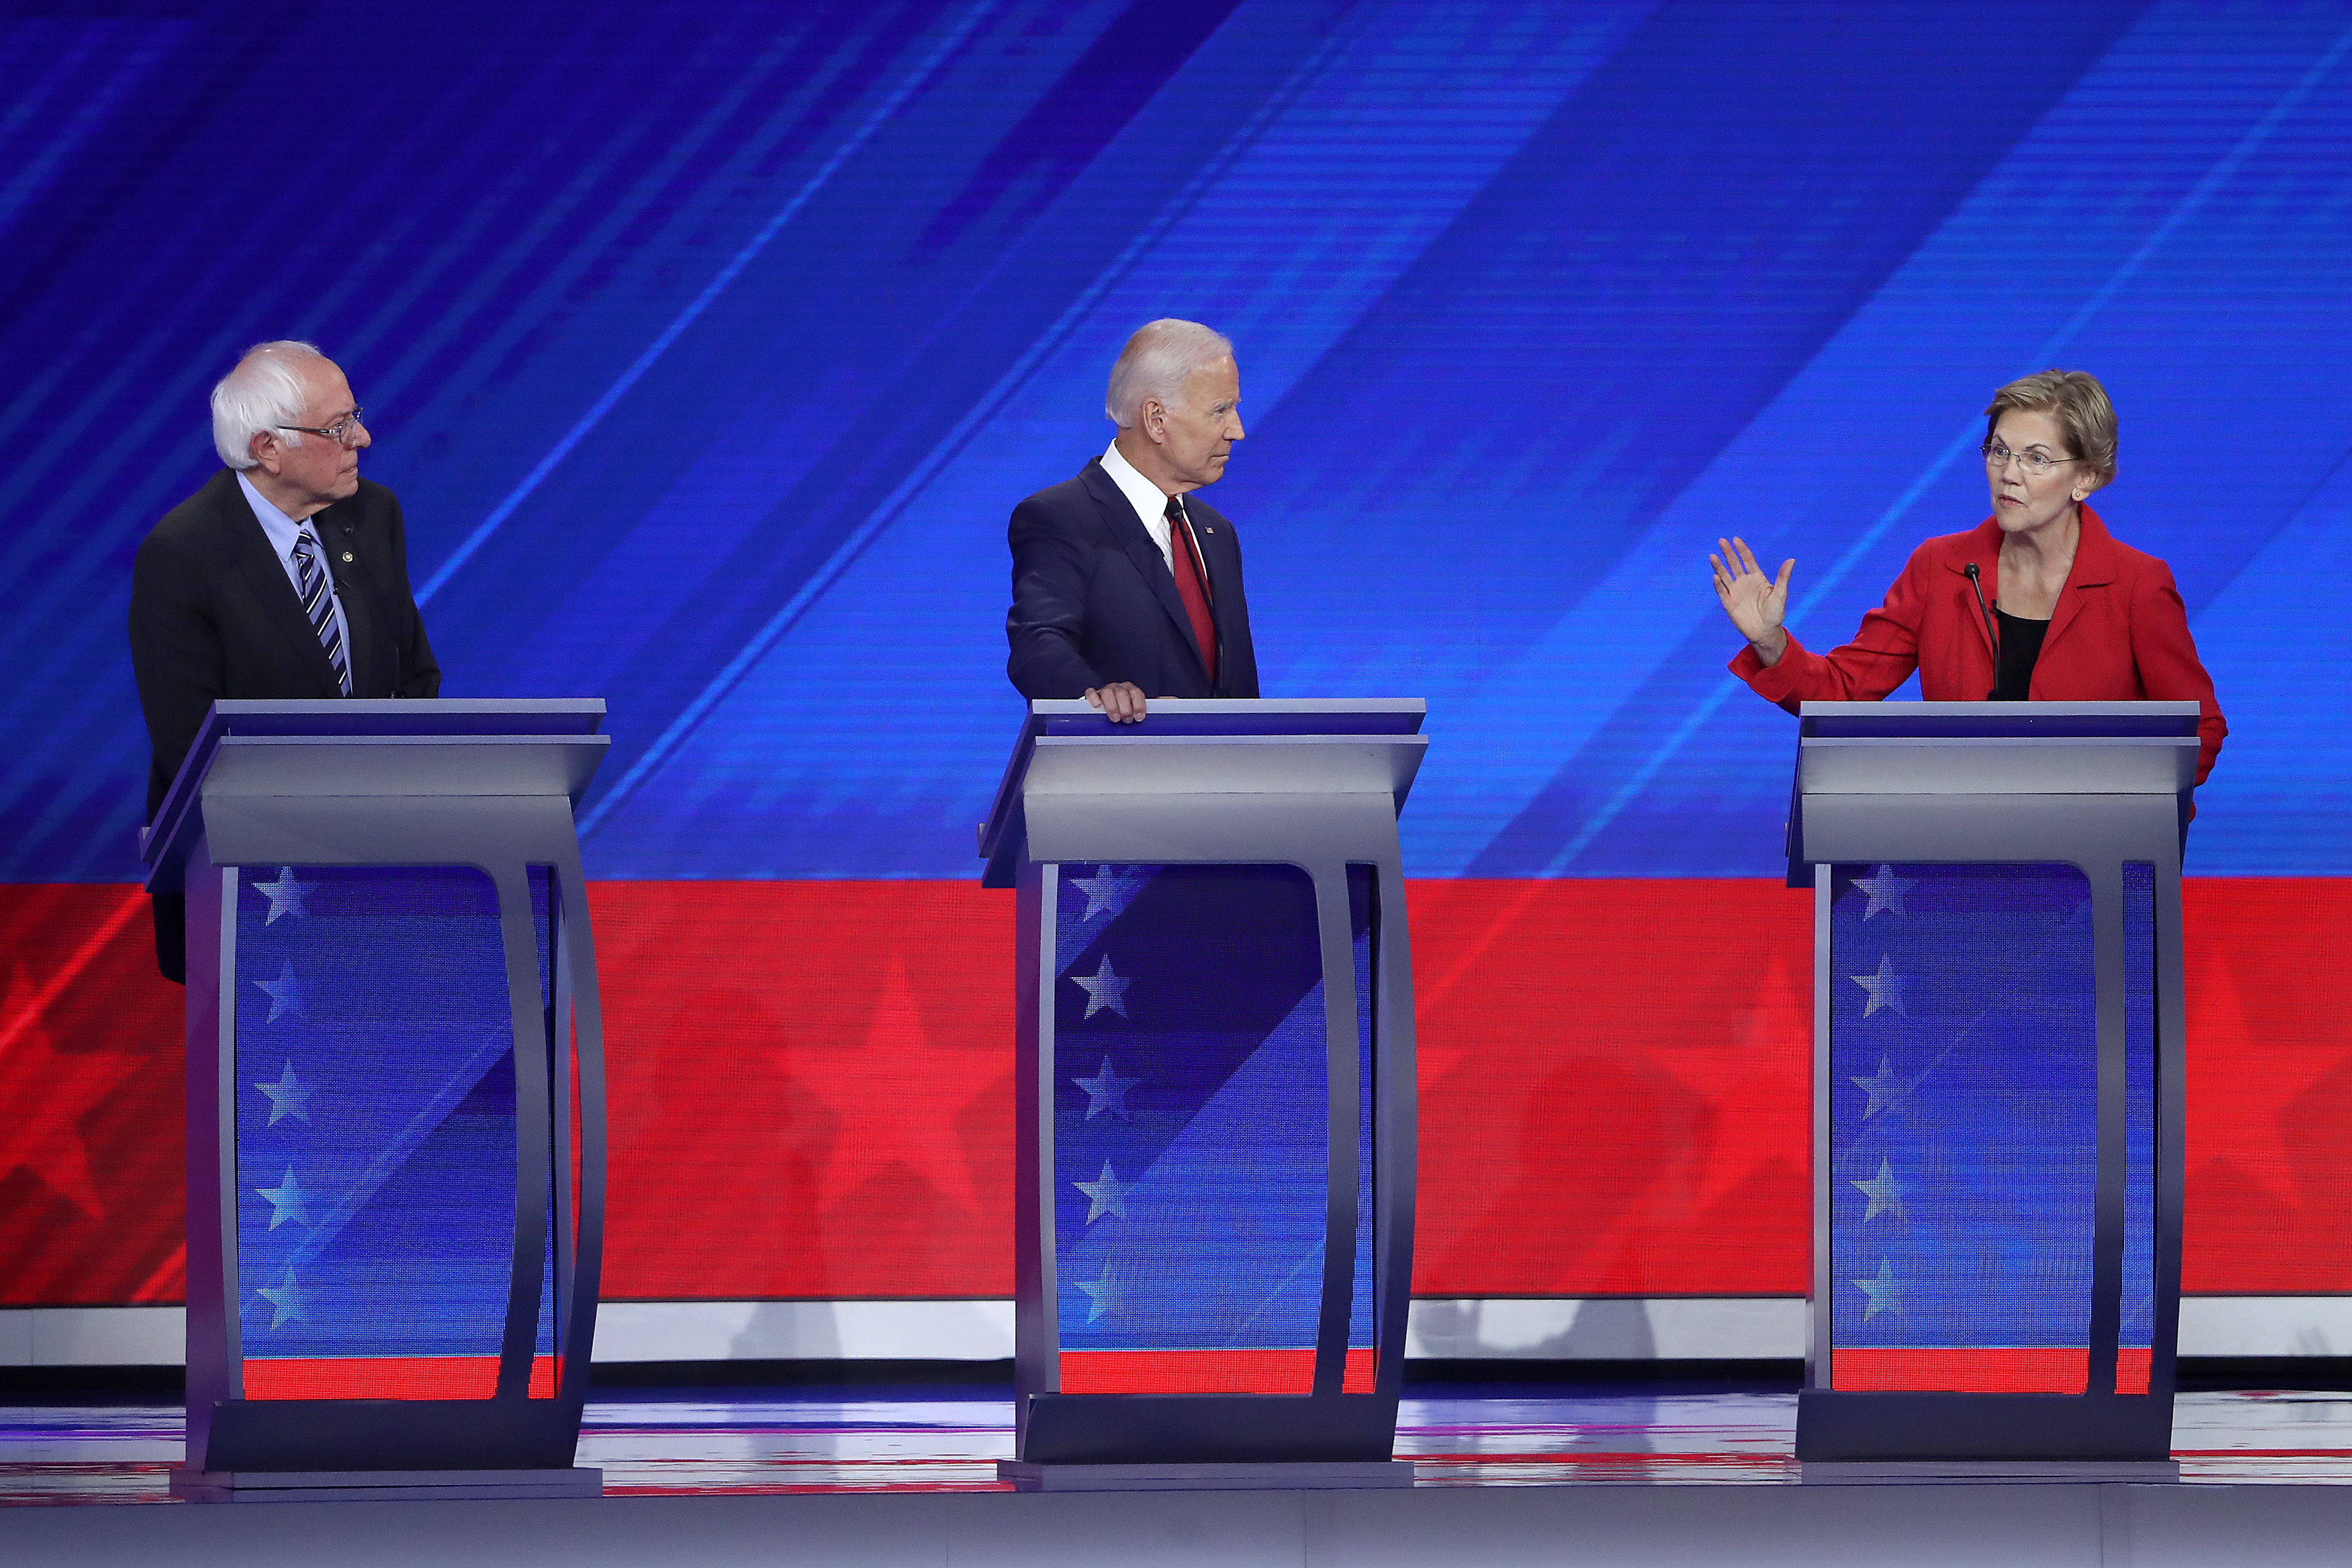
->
[1006, 319, 1259, 722]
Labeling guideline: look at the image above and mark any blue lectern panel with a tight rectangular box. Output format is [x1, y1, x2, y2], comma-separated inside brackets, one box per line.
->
[1051, 863, 1373, 1394]
[1347, 865, 1378, 1375]
[1828, 863, 2099, 1393]
[528, 863, 562, 1396]
[232, 866, 547, 1399]
[2122, 862, 2156, 1372]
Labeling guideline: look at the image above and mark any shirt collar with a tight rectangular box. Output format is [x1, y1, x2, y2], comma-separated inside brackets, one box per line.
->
[1100, 439, 1174, 530]
[235, 469, 314, 565]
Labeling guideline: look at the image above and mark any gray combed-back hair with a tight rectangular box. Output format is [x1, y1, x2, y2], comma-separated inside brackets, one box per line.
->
[211, 340, 327, 468]
[1104, 319, 1233, 428]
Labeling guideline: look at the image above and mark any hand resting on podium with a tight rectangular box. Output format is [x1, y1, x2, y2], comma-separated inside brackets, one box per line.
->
[1084, 681, 1148, 724]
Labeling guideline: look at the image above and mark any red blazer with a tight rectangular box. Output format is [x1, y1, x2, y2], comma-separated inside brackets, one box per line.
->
[1729, 504, 2226, 783]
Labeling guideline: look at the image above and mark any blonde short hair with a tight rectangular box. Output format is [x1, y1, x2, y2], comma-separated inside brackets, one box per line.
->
[1984, 369, 2116, 490]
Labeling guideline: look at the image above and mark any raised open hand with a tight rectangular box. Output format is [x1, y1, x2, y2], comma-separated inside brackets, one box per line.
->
[1709, 536, 1793, 663]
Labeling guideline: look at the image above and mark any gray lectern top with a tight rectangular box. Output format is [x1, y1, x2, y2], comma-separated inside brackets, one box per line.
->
[1788, 701, 2199, 885]
[143, 699, 608, 893]
[979, 698, 1427, 888]
[1798, 700, 2199, 791]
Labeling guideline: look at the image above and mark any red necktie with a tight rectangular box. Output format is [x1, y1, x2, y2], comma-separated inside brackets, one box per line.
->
[1165, 496, 1218, 686]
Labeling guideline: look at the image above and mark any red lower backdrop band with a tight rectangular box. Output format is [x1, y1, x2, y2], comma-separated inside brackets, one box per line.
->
[241, 1354, 559, 1401]
[1059, 1349, 1380, 1395]
[1831, 1347, 2155, 1395]
[0, 877, 2342, 1308]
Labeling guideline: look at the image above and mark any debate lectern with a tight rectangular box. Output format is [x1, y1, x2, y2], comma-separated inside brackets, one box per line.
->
[142, 699, 611, 1502]
[1788, 701, 2199, 1466]
[980, 698, 1425, 1479]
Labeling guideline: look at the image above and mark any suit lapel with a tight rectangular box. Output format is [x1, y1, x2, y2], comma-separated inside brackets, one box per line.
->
[218, 474, 343, 695]
[2040, 503, 2116, 663]
[1081, 461, 1205, 671]
[1950, 520, 2001, 671]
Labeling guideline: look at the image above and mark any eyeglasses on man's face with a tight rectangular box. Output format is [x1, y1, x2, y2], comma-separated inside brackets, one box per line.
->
[1982, 439, 2077, 477]
[277, 408, 367, 446]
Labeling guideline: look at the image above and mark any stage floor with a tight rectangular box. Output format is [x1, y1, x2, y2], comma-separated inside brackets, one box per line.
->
[7, 1383, 2352, 1504]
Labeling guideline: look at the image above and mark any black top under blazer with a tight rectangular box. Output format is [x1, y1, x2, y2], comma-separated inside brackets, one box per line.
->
[1005, 457, 1260, 700]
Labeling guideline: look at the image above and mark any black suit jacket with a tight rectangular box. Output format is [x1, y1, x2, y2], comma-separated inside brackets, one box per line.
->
[1005, 458, 1259, 699]
[129, 468, 439, 977]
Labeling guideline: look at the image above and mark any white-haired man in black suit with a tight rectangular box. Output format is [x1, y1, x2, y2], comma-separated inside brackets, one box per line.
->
[129, 340, 439, 980]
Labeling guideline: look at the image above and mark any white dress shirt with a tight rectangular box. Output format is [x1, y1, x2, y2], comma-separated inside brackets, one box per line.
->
[1100, 439, 1176, 572]
[236, 470, 351, 667]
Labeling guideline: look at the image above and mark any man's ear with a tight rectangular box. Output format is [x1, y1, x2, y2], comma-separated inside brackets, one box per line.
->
[247, 431, 280, 473]
[1140, 395, 1168, 445]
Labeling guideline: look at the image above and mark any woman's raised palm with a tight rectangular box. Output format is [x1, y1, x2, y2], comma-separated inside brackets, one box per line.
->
[1710, 535, 1793, 649]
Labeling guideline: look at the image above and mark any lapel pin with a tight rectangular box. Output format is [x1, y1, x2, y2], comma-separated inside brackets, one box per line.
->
[341, 552, 353, 563]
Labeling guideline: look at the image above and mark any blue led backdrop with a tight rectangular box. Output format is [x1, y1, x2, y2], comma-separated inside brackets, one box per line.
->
[0, 0, 2342, 885]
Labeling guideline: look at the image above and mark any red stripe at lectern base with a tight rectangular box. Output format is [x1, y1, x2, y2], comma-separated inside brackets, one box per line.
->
[1832, 1347, 2153, 1394]
[242, 1355, 559, 1400]
[1059, 1349, 1378, 1394]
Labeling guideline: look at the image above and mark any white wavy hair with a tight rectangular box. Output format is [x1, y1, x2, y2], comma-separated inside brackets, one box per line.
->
[1104, 319, 1233, 429]
[211, 340, 328, 468]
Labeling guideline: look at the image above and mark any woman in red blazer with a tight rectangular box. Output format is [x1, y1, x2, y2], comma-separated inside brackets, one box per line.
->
[1708, 369, 2226, 784]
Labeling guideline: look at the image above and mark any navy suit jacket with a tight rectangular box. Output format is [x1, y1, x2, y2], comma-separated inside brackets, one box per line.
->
[1005, 458, 1259, 699]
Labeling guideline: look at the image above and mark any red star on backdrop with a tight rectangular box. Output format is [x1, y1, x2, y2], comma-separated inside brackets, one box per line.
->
[2183, 940, 2331, 1211]
[782, 954, 1005, 1221]
[0, 961, 148, 1219]
[1684, 951, 1810, 1219]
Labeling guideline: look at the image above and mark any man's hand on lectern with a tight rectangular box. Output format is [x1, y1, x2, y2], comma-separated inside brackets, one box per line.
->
[1085, 682, 1147, 724]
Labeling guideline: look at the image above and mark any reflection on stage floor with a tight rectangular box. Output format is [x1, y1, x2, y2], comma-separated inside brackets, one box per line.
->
[7, 1385, 2352, 1504]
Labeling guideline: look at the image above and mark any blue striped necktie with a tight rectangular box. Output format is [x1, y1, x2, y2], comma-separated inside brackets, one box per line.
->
[291, 528, 351, 696]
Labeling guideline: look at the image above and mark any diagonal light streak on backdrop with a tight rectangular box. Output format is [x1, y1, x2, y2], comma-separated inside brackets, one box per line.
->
[575, 17, 1361, 837]
[1529, 19, 2352, 882]
[415, 4, 999, 606]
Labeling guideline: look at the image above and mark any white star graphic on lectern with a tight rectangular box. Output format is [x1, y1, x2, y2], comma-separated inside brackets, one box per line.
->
[1850, 1056, 1908, 1119]
[254, 1062, 313, 1125]
[1854, 1259, 1904, 1320]
[1850, 955, 1907, 1017]
[1071, 954, 1132, 1019]
[258, 1269, 305, 1329]
[1069, 866, 1146, 921]
[255, 1168, 312, 1229]
[1072, 1057, 1141, 1120]
[1076, 1262, 1119, 1324]
[253, 962, 306, 1022]
[252, 867, 317, 923]
[1073, 1161, 1135, 1223]
[1852, 865, 1916, 921]
[1853, 1158, 1908, 1222]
